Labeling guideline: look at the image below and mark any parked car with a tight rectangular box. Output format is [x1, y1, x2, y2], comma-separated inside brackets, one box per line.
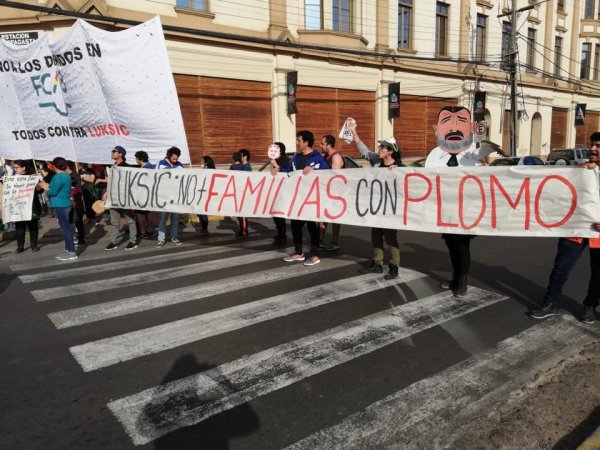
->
[546, 148, 589, 165]
[258, 154, 361, 171]
[490, 156, 545, 166]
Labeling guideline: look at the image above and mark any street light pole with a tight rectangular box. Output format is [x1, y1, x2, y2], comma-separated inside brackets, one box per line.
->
[510, 0, 518, 157]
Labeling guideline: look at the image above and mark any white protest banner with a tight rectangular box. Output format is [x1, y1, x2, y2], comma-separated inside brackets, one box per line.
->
[2, 175, 40, 223]
[107, 167, 600, 237]
[0, 17, 189, 164]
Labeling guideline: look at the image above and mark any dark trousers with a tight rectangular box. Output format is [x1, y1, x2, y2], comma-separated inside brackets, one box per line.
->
[55, 206, 75, 252]
[198, 214, 209, 230]
[273, 217, 286, 238]
[69, 208, 86, 242]
[15, 219, 39, 248]
[543, 238, 600, 308]
[291, 219, 319, 255]
[443, 234, 472, 282]
[82, 189, 96, 219]
[371, 227, 400, 266]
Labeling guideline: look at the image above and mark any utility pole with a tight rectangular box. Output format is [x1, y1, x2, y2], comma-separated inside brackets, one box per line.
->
[499, 0, 535, 157]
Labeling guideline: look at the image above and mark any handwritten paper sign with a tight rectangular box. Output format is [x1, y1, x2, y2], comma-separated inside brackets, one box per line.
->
[2, 175, 39, 222]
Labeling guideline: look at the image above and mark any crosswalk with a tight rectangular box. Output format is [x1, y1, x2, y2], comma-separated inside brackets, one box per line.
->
[10, 234, 599, 448]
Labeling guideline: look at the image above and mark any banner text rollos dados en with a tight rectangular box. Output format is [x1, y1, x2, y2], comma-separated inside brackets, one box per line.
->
[107, 166, 600, 237]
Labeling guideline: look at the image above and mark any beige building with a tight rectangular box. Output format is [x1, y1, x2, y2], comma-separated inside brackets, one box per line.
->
[1, 0, 599, 164]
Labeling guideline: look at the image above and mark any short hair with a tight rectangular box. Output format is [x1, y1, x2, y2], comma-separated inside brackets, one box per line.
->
[135, 150, 149, 162]
[52, 157, 67, 170]
[274, 141, 286, 154]
[438, 106, 471, 119]
[166, 146, 181, 158]
[323, 134, 336, 148]
[13, 159, 34, 175]
[297, 130, 315, 147]
[232, 151, 242, 163]
[239, 148, 251, 161]
[590, 132, 600, 142]
[66, 160, 76, 171]
[202, 155, 216, 169]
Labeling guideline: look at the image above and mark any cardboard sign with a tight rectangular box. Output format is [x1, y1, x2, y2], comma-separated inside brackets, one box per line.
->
[2, 175, 40, 222]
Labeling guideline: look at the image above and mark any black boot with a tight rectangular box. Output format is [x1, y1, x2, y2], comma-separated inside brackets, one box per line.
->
[360, 261, 383, 274]
[453, 275, 468, 297]
[31, 244, 40, 252]
[15, 245, 25, 254]
[384, 264, 399, 280]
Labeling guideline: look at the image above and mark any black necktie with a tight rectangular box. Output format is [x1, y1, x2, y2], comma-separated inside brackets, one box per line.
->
[447, 154, 459, 167]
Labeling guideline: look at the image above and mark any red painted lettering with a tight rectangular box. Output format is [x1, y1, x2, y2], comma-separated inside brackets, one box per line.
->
[436, 175, 458, 228]
[297, 177, 322, 218]
[240, 176, 266, 215]
[402, 173, 432, 225]
[324, 174, 348, 220]
[205, 173, 228, 211]
[490, 175, 530, 229]
[268, 177, 286, 215]
[534, 175, 577, 228]
[218, 175, 239, 212]
[286, 176, 304, 218]
[458, 175, 486, 230]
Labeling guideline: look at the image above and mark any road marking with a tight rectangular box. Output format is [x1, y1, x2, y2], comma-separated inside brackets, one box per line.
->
[107, 287, 506, 445]
[70, 269, 428, 372]
[18, 238, 273, 283]
[285, 316, 600, 450]
[32, 249, 289, 301]
[9, 232, 261, 272]
[48, 257, 360, 329]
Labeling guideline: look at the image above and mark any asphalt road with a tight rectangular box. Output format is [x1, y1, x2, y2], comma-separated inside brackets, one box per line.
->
[0, 215, 596, 449]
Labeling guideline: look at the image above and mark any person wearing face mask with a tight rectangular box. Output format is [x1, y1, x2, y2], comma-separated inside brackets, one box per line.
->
[12, 160, 42, 253]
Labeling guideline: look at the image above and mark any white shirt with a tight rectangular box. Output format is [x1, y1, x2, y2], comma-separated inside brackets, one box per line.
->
[424, 143, 492, 168]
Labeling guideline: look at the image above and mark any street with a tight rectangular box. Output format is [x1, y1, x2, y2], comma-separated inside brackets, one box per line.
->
[1, 216, 598, 449]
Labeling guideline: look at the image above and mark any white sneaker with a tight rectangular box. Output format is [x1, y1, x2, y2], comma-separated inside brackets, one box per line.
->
[171, 238, 183, 246]
[57, 252, 78, 261]
[156, 240, 165, 248]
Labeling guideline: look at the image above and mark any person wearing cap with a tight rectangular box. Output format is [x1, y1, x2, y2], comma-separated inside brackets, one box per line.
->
[349, 126, 404, 280]
[104, 146, 139, 251]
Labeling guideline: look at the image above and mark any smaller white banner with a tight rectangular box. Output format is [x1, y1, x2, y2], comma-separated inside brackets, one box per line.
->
[2, 175, 40, 223]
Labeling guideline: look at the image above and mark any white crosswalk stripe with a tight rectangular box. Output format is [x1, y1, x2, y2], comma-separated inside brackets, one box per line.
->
[69, 268, 428, 372]
[107, 287, 506, 445]
[18, 238, 273, 283]
[47, 256, 360, 328]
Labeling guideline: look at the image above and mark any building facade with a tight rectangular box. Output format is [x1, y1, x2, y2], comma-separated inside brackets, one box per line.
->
[1, 0, 599, 164]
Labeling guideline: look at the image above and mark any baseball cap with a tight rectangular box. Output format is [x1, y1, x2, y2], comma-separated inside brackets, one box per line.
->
[378, 137, 399, 153]
[113, 145, 126, 156]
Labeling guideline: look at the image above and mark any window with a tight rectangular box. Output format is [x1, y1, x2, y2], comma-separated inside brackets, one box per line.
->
[398, 0, 412, 49]
[176, 0, 207, 10]
[526, 28, 536, 70]
[305, 0, 322, 30]
[435, 2, 449, 56]
[584, 0, 595, 19]
[595, 44, 600, 80]
[554, 36, 563, 77]
[332, 0, 351, 33]
[581, 43, 592, 79]
[557, 0, 564, 12]
[501, 21, 511, 70]
[475, 14, 487, 61]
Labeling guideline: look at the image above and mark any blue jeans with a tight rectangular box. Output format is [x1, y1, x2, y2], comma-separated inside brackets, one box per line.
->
[543, 238, 600, 308]
[158, 212, 179, 241]
[54, 206, 74, 253]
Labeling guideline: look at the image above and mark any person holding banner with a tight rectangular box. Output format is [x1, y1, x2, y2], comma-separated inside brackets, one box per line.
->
[104, 146, 138, 251]
[272, 130, 330, 266]
[38, 157, 77, 261]
[350, 126, 403, 280]
[197, 155, 216, 236]
[12, 160, 41, 253]
[319, 134, 345, 252]
[530, 132, 600, 324]
[271, 142, 289, 246]
[156, 147, 184, 248]
[229, 150, 252, 237]
[424, 106, 493, 297]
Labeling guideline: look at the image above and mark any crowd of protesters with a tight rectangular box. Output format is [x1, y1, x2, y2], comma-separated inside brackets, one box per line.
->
[2, 123, 600, 324]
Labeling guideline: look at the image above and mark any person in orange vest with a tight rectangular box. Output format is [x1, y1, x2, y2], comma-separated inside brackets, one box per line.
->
[530, 131, 600, 324]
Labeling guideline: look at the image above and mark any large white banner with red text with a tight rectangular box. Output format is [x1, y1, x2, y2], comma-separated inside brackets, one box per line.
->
[0, 17, 189, 164]
[108, 166, 600, 237]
